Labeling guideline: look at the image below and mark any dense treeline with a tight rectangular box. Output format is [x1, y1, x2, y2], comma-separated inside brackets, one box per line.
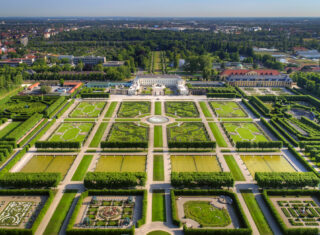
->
[171, 172, 234, 188]
[84, 172, 147, 189]
[0, 66, 24, 96]
[255, 172, 320, 188]
[293, 72, 320, 97]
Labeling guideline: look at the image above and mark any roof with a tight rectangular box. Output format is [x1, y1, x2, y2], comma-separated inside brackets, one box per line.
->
[226, 74, 292, 82]
[137, 74, 182, 79]
[221, 69, 280, 77]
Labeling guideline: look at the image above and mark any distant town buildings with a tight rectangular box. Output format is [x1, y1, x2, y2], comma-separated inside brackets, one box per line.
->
[56, 55, 107, 66]
[296, 50, 320, 59]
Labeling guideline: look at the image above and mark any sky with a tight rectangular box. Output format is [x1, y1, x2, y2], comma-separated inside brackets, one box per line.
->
[1, 0, 320, 17]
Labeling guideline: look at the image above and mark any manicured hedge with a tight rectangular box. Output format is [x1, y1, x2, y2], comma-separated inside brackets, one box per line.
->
[84, 172, 147, 189]
[270, 119, 299, 146]
[66, 189, 147, 234]
[236, 141, 283, 149]
[5, 113, 43, 142]
[242, 99, 260, 118]
[81, 93, 110, 98]
[207, 93, 236, 98]
[100, 141, 148, 149]
[0, 189, 55, 235]
[35, 141, 81, 149]
[171, 189, 252, 234]
[250, 96, 270, 116]
[0, 172, 61, 188]
[168, 141, 216, 149]
[44, 96, 66, 118]
[261, 118, 290, 146]
[255, 172, 320, 188]
[263, 189, 319, 235]
[171, 172, 234, 188]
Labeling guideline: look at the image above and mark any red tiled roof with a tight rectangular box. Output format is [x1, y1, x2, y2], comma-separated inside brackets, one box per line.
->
[221, 69, 280, 76]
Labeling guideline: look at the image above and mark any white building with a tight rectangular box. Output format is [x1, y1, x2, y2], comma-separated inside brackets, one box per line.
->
[128, 75, 188, 95]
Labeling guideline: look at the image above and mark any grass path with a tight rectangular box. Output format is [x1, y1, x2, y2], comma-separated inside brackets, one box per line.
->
[208, 122, 227, 147]
[44, 190, 77, 235]
[154, 125, 163, 147]
[153, 155, 164, 181]
[89, 122, 108, 147]
[105, 101, 118, 117]
[223, 155, 245, 181]
[152, 190, 166, 222]
[241, 190, 273, 235]
[199, 101, 212, 118]
[71, 155, 93, 181]
[155, 102, 162, 115]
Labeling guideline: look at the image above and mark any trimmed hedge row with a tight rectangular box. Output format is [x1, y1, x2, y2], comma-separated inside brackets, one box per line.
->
[168, 141, 216, 149]
[35, 141, 81, 149]
[84, 172, 147, 189]
[300, 116, 320, 131]
[0, 172, 61, 188]
[261, 118, 290, 146]
[100, 141, 148, 149]
[250, 96, 270, 115]
[255, 172, 320, 188]
[242, 99, 260, 118]
[66, 190, 145, 234]
[5, 113, 43, 142]
[171, 172, 234, 188]
[0, 189, 55, 235]
[81, 93, 110, 98]
[44, 96, 66, 118]
[270, 119, 299, 146]
[263, 189, 319, 235]
[236, 141, 283, 149]
[207, 93, 237, 98]
[171, 189, 252, 234]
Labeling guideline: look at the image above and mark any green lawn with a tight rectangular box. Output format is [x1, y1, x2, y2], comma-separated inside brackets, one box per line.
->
[152, 190, 166, 222]
[71, 155, 93, 181]
[154, 125, 163, 147]
[208, 122, 227, 147]
[199, 101, 212, 118]
[241, 190, 273, 235]
[153, 155, 164, 181]
[155, 101, 162, 115]
[118, 101, 151, 118]
[184, 201, 231, 227]
[105, 101, 118, 117]
[95, 155, 146, 172]
[210, 101, 247, 118]
[165, 101, 199, 117]
[0, 121, 21, 139]
[223, 155, 245, 181]
[89, 122, 108, 147]
[147, 231, 170, 235]
[44, 190, 77, 235]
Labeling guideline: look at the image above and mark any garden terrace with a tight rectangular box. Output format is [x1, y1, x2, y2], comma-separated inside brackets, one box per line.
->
[67, 190, 146, 233]
[222, 122, 269, 145]
[209, 101, 247, 118]
[263, 190, 320, 234]
[69, 101, 106, 118]
[171, 190, 251, 234]
[48, 122, 94, 144]
[165, 101, 199, 118]
[240, 155, 296, 177]
[94, 155, 146, 172]
[167, 122, 210, 143]
[241, 87, 294, 96]
[0, 189, 54, 233]
[19, 155, 76, 178]
[117, 101, 151, 118]
[170, 155, 221, 172]
[106, 122, 149, 143]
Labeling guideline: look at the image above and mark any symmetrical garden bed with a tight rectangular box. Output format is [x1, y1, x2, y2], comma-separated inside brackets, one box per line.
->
[107, 122, 149, 143]
[170, 155, 221, 172]
[165, 101, 199, 117]
[69, 101, 106, 118]
[209, 101, 247, 118]
[95, 155, 146, 172]
[167, 122, 210, 143]
[117, 101, 150, 118]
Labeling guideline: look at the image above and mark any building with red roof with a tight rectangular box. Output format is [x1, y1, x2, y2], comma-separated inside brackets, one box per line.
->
[220, 69, 280, 79]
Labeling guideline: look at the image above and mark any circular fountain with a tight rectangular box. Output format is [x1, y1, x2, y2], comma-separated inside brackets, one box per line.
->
[147, 116, 169, 124]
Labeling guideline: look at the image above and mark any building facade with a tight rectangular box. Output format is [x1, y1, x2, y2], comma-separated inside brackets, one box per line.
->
[226, 75, 292, 87]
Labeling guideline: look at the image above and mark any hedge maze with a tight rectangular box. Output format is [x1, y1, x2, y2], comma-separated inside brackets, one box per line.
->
[48, 122, 93, 143]
[165, 101, 199, 117]
[117, 101, 151, 118]
[69, 101, 106, 118]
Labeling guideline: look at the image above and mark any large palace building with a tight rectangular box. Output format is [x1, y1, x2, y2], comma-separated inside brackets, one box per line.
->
[221, 69, 292, 87]
[128, 74, 188, 95]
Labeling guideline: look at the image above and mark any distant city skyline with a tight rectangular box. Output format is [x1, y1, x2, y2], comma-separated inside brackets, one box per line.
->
[1, 0, 320, 17]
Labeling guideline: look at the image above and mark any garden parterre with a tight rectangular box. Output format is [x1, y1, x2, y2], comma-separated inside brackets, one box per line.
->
[95, 155, 146, 172]
[171, 155, 221, 172]
[69, 101, 106, 118]
[165, 101, 199, 117]
[167, 122, 210, 142]
[210, 101, 247, 118]
[117, 101, 151, 118]
[107, 122, 148, 143]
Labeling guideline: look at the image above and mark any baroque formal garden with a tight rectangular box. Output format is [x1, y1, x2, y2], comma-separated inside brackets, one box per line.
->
[0, 88, 319, 235]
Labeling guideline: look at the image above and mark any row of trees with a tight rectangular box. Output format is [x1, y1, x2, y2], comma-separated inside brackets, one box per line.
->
[235, 141, 283, 150]
[84, 172, 146, 189]
[44, 96, 66, 118]
[255, 172, 320, 188]
[171, 172, 234, 188]
[35, 141, 81, 149]
[168, 141, 216, 149]
[100, 141, 148, 149]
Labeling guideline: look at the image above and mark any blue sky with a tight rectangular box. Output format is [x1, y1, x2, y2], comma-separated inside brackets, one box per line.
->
[1, 0, 320, 17]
